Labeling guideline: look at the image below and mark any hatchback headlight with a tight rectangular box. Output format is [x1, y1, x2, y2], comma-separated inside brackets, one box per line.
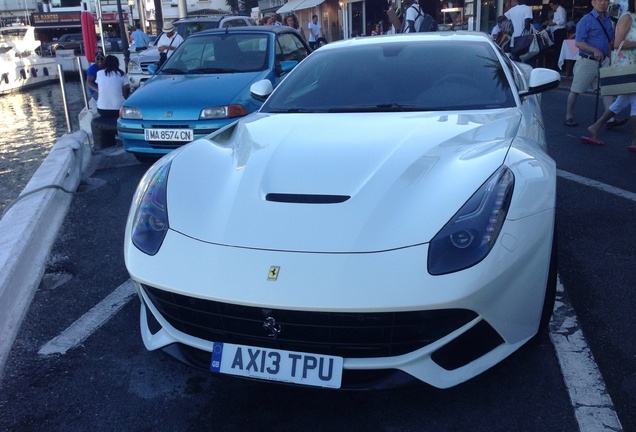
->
[200, 104, 247, 120]
[121, 106, 142, 119]
[131, 160, 171, 255]
[428, 166, 514, 275]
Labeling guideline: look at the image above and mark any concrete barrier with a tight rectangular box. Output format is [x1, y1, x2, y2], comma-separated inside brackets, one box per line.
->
[0, 130, 91, 379]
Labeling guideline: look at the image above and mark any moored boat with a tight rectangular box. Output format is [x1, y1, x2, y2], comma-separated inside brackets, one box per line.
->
[0, 26, 59, 95]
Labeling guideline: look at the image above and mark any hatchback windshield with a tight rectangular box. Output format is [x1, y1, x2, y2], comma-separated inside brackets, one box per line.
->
[160, 33, 269, 74]
[262, 41, 516, 113]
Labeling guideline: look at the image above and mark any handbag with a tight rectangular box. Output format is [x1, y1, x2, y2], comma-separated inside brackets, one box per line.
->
[538, 29, 554, 48]
[511, 33, 534, 55]
[158, 51, 168, 67]
[600, 41, 636, 96]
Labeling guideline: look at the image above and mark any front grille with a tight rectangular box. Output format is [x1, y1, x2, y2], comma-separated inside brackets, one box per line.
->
[142, 285, 478, 358]
[139, 61, 156, 74]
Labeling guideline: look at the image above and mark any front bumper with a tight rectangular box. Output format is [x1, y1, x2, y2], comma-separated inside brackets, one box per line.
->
[117, 118, 229, 156]
[126, 211, 554, 389]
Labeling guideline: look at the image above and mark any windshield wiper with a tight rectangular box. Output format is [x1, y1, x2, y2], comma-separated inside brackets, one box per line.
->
[159, 68, 186, 74]
[266, 108, 322, 113]
[328, 104, 432, 113]
[191, 67, 240, 74]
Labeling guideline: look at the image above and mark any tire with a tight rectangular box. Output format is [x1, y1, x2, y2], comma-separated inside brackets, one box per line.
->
[533, 224, 558, 342]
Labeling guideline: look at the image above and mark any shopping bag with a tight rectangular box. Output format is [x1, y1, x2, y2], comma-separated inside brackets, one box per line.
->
[519, 35, 540, 62]
[511, 33, 534, 56]
[538, 29, 554, 48]
[600, 41, 636, 96]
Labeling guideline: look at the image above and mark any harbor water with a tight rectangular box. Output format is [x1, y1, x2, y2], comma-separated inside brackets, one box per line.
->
[0, 78, 87, 215]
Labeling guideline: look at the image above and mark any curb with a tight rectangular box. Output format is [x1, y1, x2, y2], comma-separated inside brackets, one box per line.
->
[0, 130, 92, 379]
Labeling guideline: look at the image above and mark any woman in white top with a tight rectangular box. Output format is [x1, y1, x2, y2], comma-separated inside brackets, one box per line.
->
[95, 55, 130, 118]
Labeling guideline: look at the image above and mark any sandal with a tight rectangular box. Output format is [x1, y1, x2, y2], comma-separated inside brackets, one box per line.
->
[606, 118, 629, 129]
[580, 136, 605, 146]
[564, 118, 578, 126]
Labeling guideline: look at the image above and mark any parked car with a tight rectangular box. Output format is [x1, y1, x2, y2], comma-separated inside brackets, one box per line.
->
[97, 37, 123, 52]
[123, 32, 561, 389]
[51, 33, 84, 54]
[127, 14, 257, 88]
[118, 26, 309, 163]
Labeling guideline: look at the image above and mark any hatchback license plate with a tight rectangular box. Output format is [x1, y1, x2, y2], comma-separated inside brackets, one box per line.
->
[210, 342, 343, 388]
[144, 128, 193, 142]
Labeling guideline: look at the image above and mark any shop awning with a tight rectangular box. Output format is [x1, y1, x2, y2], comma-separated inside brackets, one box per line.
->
[277, 0, 304, 13]
[277, 0, 325, 13]
[296, 0, 325, 10]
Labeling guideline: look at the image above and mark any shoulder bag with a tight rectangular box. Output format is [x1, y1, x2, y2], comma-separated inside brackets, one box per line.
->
[600, 40, 636, 96]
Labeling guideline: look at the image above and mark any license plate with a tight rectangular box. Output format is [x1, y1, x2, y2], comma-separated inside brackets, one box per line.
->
[144, 128, 193, 142]
[210, 342, 343, 388]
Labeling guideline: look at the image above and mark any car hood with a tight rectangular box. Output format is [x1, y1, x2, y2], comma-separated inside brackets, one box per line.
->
[166, 110, 520, 252]
[131, 46, 159, 63]
[125, 72, 267, 120]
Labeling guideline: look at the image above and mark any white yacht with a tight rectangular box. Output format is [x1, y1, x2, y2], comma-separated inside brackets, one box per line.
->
[0, 26, 59, 95]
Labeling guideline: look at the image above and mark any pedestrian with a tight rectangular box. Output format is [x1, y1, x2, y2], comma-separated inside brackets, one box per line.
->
[505, 0, 533, 52]
[285, 14, 306, 41]
[564, 0, 615, 127]
[308, 14, 324, 50]
[582, 0, 636, 151]
[402, 0, 424, 33]
[86, 52, 105, 106]
[491, 15, 505, 40]
[95, 55, 130, 118]
[130, 23, 150, 52]
[546, 0, 567, 71]
[157, 22, 184, 65]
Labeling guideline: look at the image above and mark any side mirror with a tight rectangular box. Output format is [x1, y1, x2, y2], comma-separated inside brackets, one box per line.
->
[519, 68, 560, 98]
[280, 60, 298, 74]
[250, 79, 274, 102]
[148, 64, 158, 74]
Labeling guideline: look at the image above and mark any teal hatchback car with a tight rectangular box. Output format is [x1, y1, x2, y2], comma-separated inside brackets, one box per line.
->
[118, 26, 310, 162]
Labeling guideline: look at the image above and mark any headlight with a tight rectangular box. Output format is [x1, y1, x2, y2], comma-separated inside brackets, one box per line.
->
[121, 106, 142, 119]
[128, 60, 140, 73]
[428, 166, 514, 275]
[131, 161, 171, 255]
[199, 104, 247, 120]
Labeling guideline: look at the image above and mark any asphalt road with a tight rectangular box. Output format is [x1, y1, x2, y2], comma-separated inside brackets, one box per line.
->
[0, 88, 634, 432]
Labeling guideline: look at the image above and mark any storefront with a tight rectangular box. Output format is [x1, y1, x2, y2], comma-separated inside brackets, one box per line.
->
[31, 10, 130, 42]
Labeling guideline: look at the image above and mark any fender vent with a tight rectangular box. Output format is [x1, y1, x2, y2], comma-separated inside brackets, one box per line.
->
[266, 193, 350, 204]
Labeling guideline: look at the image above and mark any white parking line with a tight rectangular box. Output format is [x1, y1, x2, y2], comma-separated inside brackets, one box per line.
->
[558, 169, 636, 202]
[550, 278, 623, 432]
[38, 280, 136, 355]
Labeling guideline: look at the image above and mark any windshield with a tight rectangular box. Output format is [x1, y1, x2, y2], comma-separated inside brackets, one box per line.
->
[160, 33, 269, 74]
[261, 41, 515, 113]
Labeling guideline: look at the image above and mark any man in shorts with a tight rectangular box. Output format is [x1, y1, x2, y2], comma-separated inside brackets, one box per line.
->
[564, 0, 615, 126]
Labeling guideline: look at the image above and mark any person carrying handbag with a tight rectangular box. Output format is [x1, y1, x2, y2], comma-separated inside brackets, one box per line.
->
[583, 0, 636, 151]
[157, 22, 183, 67]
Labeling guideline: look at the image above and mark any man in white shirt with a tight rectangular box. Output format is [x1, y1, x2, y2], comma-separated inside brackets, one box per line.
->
[308, 15, 324, 50]
[403, 0, 424, 33]
[546, 0, 567, 70]
[157, 22, 184, 61]
[505, 0, 533, 48]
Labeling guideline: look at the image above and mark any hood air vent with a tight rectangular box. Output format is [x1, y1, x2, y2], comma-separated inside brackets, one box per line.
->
[266, 193, 350, 204]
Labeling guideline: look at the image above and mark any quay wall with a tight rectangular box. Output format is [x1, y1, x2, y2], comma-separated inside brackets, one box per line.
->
[0, 129, 92, 378]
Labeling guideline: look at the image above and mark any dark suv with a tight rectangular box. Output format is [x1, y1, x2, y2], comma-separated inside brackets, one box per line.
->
[127, 15, 257, 87]
[51, 33, 84, 55]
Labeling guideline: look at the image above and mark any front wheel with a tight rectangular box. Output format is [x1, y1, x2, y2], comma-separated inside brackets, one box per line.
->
[533, 225, 558, 342]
